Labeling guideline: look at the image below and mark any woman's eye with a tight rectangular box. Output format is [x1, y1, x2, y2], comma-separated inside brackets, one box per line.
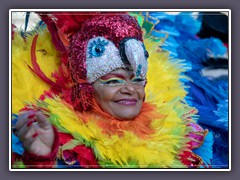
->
[105, 80, 122, 84]
[132, 78, 145, 83]
[100, 78, 125, 85]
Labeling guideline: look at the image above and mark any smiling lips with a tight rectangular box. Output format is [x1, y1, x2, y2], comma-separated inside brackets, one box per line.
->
[115, 99, 138, 106]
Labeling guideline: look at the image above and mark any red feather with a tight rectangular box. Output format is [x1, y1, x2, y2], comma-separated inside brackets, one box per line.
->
[28, 34, 62, 93]
[38, 13, 66, 52]
[40, 12, 127, 36]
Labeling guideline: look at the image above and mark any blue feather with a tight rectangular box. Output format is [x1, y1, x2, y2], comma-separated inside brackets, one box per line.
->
[12, 114, 25, 155]
[214, 100, 229, 132]
[193, 131, 213, 166]
[12, 133, 24, 155]
[24, 12, 30, 32]
[144, 11, 229, 168]
[175, 12, 202, 35]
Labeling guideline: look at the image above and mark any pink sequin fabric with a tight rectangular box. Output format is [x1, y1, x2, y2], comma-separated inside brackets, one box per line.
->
[68, 13, 143, 82]
[188, 122, 208, 149]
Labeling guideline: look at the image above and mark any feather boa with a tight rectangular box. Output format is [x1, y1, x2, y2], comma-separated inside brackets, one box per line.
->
[26, 96, 200, 168]
[12, 22, 209, 168]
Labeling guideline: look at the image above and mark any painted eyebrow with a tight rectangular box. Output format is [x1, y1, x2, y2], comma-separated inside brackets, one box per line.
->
[130, 74, 144, 79]
[100, 73, 126, 80]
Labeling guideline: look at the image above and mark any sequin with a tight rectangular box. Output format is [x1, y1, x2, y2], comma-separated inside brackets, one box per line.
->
[136, 64, 142, 77]
[124, 38, 148, 78]
[88, 38, 109, 58]
[86, 37, 126, 83]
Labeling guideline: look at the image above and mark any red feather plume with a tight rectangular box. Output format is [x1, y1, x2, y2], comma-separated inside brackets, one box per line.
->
[28, 34, 62, 93]
[39, 11, 127, 36]
[52, 12, 97, 34]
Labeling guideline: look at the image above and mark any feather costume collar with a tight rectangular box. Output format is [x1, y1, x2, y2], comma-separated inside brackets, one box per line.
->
[39, 96, 202, 168]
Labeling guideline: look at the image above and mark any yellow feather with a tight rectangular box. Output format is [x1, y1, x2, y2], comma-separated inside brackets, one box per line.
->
[45, 97, 189, 168]
[12, 29, 60, 113]
[144, 38, 188, 108]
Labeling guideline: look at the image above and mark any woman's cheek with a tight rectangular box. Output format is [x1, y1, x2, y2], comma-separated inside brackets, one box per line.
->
[96, 86, 117, 103]
[137, 87, 145, 101]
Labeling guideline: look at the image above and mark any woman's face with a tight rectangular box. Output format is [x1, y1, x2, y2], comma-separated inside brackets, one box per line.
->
[92, 68, 146, 120]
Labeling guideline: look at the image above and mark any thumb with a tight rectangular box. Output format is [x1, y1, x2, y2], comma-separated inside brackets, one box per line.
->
[35, 111, 51, 130]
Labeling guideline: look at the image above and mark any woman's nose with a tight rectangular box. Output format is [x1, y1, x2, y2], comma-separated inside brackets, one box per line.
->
[120, 82, 136, 95]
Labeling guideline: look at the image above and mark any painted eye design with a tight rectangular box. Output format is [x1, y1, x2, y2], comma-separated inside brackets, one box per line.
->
[132, 77, 144, 82]
[131, 77, 145, 85]
[104, 79, 125, 85]
[88, 38, 109, 58]
[99, 78, 126, 86]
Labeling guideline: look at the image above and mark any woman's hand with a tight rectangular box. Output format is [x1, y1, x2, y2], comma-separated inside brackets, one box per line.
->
[14, 110, 55, 156]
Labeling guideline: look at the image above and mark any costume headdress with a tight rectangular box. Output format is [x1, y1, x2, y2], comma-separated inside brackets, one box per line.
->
[39, 12, 149, 111]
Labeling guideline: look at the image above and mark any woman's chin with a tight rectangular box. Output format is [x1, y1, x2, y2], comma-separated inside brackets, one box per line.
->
[110, 102, 142, 120]
[113, 110, 140, 121]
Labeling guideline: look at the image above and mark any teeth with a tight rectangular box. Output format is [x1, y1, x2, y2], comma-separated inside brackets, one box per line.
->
[117, 100, 136, 104]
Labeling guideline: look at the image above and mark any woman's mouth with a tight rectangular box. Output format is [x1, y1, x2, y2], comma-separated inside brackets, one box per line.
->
[115, 99, 137, 106]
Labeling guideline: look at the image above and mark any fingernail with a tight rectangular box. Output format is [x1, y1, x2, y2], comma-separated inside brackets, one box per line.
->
[32, 132, 38, 138]
[27, 121, 33, 127]
[44, 114, 49, 118]
[28, 114, 36, 119]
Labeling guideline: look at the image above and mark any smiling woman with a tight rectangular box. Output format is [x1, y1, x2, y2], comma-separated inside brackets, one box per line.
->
[92, 68, 146, 120]
[11, 11, 215, 169]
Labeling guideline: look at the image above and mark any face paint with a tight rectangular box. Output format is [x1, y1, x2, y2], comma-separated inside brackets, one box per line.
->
[99, 77, 126, 86]
[130, 76, 146, 86]
[99, 73, 146, 87]
[92, 68, 146, 120]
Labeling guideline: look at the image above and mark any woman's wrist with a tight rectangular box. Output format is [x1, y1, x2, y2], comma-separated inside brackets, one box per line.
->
[22, 126, 59, 168]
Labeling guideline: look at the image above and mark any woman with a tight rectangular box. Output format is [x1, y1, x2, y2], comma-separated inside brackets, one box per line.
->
[12, 12, 210, 168]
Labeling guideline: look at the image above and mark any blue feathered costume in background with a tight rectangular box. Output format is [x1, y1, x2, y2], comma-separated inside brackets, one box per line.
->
[137, 12, 229, 168]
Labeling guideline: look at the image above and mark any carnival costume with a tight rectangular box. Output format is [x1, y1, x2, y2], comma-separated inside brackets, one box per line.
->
[12, 12, 216, 168]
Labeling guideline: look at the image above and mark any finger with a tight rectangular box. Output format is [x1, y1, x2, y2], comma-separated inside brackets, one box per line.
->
[35, 111, 51, 130]
[16, 121, 36, 141]
[15, 111, 37, 130]
[15, 113, 29, 130]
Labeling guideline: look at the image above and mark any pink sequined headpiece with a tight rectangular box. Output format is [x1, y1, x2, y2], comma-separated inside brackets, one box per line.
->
[39, 12, 148, 111]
